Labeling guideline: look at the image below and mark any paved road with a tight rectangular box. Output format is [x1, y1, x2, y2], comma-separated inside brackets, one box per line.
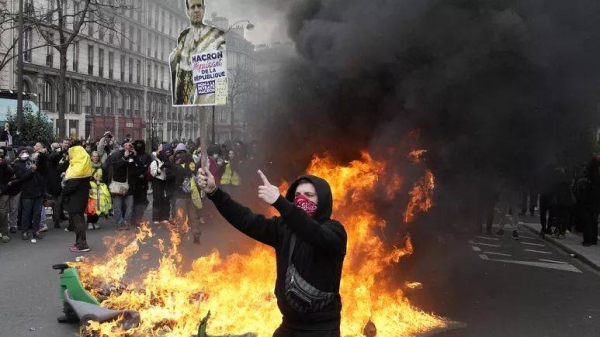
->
[404, 223, 600, 337]
[0, 205, 257, 337]
[1, 210, 599, 337]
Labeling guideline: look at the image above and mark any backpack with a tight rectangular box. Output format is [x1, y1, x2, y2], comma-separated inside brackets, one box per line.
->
[574, 177, 592, 203]
[145, 160, 157, 181]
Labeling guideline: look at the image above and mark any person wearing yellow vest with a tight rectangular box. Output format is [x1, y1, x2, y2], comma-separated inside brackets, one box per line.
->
[221, 149, 242, 196]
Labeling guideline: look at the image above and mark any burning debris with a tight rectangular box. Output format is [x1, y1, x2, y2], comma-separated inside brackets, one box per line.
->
[70, 151, 460, 336]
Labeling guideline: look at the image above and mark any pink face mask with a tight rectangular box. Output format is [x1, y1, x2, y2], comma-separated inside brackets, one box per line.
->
[294, 194, 317, 218]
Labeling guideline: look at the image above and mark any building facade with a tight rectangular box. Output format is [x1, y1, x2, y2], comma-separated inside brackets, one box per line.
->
[1, 0, 204, 143]
[205, 13, 257, 144]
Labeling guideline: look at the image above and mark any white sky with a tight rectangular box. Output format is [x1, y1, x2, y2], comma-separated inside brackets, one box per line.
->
[204, 0, 291, 45]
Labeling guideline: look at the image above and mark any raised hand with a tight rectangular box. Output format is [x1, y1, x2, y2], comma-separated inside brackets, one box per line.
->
[197, 168, 217, 194]
[257, 170, 280, 205]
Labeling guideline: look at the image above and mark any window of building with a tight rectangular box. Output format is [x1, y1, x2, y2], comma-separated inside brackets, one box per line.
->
[72, 42, 79, 72]
[43, 81, 53, 111]
[137, 60, 141, 84]
[23, 27, 32, 61]
[69, 86, 78, 113]
[148, 4, 153, 26]
[168, 13, 172, 35]
[147, 64, 151, 86]
[129, 24, 134, 49]
[155, 7, 159, 30]
[98, 48, 104, 77]
[108, 51, 114, 79]
[154, 35, 158, 58]
[161, 11, 165, 32]
[96, 90, 103, 115]
[160, 65, 164, 89]
[129, 58, 133, 82]
[148, 32, 152, 56]
[88, 45, 94, 75]
[120, 55, 125, 81]
[137, 0, 142, 20]
[98, 13, 105, 40]
[137, 28, 141, 52]
[46, 32, 54, 67]
[154, 64, 158, 87]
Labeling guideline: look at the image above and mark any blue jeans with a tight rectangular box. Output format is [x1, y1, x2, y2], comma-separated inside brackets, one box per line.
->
[112, 194, 133, 225]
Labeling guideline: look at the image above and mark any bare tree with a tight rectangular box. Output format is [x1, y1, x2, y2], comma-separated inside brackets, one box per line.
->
[27, 0, 134, 138]
[0, 4, 51, 74]
[228, 64, 256, 140]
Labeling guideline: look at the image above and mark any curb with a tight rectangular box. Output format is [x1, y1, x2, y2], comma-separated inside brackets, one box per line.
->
[522, 224, 600, 272]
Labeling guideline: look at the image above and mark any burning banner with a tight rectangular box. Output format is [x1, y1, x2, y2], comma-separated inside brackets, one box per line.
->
[70, 150, 462, 336]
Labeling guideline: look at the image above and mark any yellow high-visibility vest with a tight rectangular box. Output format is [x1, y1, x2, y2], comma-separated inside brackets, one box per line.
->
[221, 161, 241, 186]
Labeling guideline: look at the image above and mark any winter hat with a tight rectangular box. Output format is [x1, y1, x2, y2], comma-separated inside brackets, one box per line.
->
[174, 143, 186, 153]
[162, 143, 172, 152]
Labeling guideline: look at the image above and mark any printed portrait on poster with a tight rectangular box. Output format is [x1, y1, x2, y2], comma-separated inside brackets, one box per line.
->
[170, 0, 228, 107]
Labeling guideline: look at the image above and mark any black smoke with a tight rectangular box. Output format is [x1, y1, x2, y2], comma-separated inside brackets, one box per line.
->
[255, 0, 600, 225]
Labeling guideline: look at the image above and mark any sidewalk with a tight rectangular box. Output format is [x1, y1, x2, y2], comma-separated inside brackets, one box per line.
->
[522, 222, 600, 271]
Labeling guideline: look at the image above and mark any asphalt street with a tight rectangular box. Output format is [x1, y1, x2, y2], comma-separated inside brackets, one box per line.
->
[404, 219, 600, 337]
[1, 208, 599, 337]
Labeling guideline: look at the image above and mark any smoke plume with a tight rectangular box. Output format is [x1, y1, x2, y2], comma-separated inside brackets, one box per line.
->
[256, 0, 600, 222]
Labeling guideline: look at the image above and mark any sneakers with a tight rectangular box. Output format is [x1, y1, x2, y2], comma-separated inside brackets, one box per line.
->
[9, 227, 17, 233]
[21, 232, 29, 240]
[153, 221, 160, 225]
[39, 225, 49, 233]
[495, 229, 505, 237]
[512, 230, 519, 240]
[88, 223, 94, 230]
[69, 244, 90, 252]
[93, 224, 101, 230]
[1, 235, 9, 243]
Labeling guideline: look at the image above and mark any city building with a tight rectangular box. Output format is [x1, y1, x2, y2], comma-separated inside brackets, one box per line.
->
[205, 13, 257, 144]
[0, 0, 202, 143]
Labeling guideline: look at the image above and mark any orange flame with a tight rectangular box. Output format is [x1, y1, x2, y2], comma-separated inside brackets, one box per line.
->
[408, 150, 427, 164]
[76, 151, 447, 336]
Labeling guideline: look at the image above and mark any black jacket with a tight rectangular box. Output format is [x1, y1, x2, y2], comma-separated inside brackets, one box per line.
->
[0, 161, 14, 195]
[107, 150, 137, 196]
[47, 151, 65, 196]
[62, 177, 91, 213]
[208, 175, 347, 331]
[13, 159, 43, 199]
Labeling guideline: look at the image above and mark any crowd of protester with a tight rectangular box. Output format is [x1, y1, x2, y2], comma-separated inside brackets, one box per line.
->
[480, 155, 600, 247]
[0, 123, 258, 252]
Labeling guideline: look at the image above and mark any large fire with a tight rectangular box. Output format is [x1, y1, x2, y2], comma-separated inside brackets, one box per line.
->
[74, 151, 451, 336]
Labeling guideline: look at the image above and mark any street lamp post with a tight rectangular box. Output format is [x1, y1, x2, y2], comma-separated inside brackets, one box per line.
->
[16, 0, 24, 133]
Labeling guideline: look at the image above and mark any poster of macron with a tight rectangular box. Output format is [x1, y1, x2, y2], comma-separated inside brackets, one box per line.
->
[192, 50, 227, 96]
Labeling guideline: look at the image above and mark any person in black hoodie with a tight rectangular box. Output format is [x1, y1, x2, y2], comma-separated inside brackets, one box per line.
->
[13, 149, 44, 242]
[198, 168, 347, 336]
[132, 140, 152, 225]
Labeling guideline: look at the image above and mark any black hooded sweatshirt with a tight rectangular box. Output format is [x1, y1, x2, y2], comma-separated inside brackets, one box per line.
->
[208, 175, 347, 331]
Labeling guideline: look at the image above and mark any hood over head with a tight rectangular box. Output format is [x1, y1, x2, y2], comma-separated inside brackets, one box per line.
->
[133, 140, 146, 153]
[65, 146, 92, 180]
[285, 175, 333, 223]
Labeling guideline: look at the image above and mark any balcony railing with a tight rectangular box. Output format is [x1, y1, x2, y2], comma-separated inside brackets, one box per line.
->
[69, 104, 77, 113]
[96, 107, 103, 115]
[126, 109, 132, 116]
[85, 106, 91, 115]
[106, 108, 112, 116]
[41, 102, 53, 111]
[117, 108, 123, 116]
[134, 110, 139, 117]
